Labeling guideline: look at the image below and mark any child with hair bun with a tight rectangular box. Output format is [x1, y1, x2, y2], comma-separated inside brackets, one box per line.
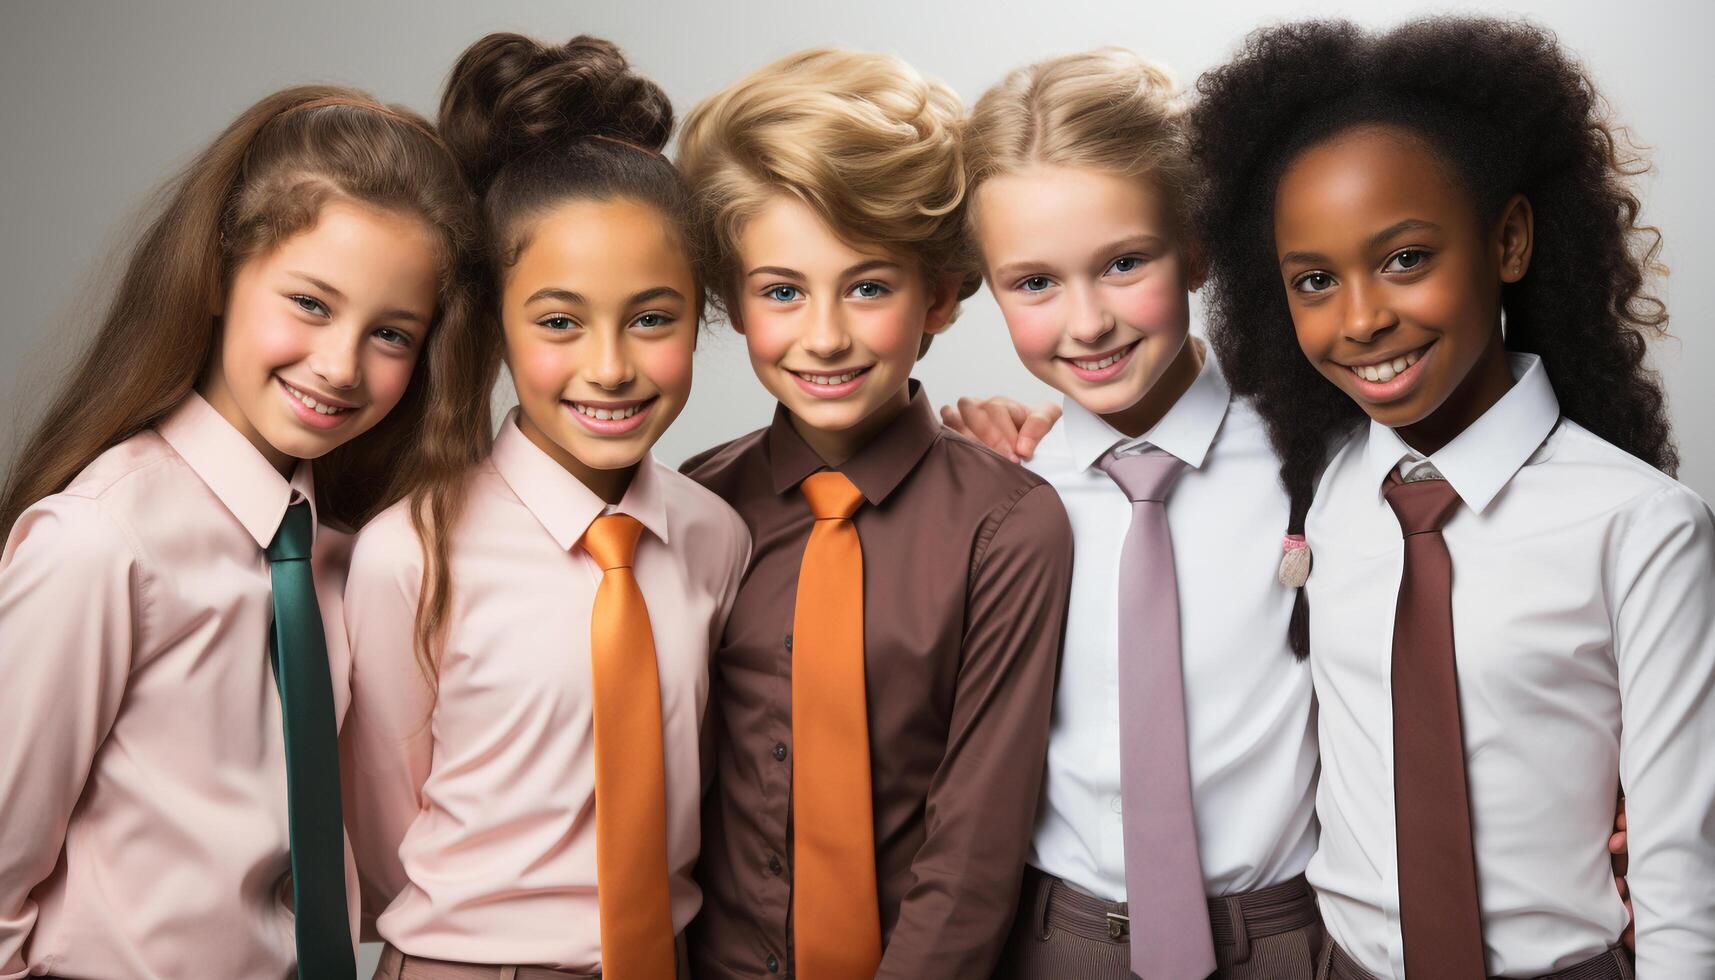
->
[341, 32, 748, 980]
[1194, 17, 1714, 978]
[676, 48, 1074, 980]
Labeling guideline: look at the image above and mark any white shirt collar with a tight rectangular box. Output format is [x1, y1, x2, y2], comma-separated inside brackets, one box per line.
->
[1061, 341, 1233, 472]
[1361, 352, 1561, 514]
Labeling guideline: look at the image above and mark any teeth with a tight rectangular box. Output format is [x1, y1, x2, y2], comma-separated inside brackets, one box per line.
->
[574, 403, 641, 420]
[1073, 351, 1127, 371]
[283, 381, 350, 415]
[1352, 348, 1421, 383]
[800, 370, 863, 385]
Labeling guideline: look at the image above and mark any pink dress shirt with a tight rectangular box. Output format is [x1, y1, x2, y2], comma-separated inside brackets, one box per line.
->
[341, 411, 750, 971]
[0, 392, 360, 980]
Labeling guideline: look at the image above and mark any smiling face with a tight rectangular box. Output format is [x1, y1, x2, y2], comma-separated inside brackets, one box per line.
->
[501, 196, 697, 502]
[201, 198, 439, 475]
[1274, 124, 1532, 453]
[734, 194, 957, 463]
[974, 163, 1199, 437]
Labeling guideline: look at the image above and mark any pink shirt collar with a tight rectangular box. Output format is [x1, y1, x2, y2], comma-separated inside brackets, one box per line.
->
[155, 392, 318, 550]
[489, 408, 671, 552]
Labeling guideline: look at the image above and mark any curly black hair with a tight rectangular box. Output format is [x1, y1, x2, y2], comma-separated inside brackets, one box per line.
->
[1191, 16, 1673, 658]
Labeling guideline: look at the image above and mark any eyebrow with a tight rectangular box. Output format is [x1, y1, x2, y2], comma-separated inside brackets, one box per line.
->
[525, 286, 588, 306]
[745, 259, 902, 280]
[629, 285, 686, 304]
[1368, 218, 1440, 250]
[290, 271, 428, 325]
[991, 235, 1169, 283]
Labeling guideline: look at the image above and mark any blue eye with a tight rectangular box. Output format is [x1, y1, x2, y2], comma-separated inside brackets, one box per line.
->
[539, 315, 577, 331]
[373, 326, 413, 349]
[1293, 272, 1336, 294]
[849, 280, 890, 299]
[290, 294, 330, 317]
[634, 312, 674, 329]
[1108, 256, 1145, 275]
[766, 285, 801, 303]
[1384, 249, 1430, 273]
[1017, 275, 1054, 293]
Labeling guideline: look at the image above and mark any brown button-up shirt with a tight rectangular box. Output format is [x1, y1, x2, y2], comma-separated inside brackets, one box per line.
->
[682, 385, 1074, 979]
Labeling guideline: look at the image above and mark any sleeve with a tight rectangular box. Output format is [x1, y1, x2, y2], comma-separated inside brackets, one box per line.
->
[701, 513, 751, 800]
[1612, 485, 1715, 976]
[876, 483, 1073, 979]
[0, 496, 141, 978]
[337, 513, 437, 937]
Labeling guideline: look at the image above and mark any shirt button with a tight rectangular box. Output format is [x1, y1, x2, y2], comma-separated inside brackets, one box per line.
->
[766, 954, 780, 973]
[768, 854, 783, 875]
[784, 634, 793, 652]
[773, 742, 788, 761]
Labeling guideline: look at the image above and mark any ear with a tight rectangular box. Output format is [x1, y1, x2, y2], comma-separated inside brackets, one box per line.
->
[1497, 193, 1534, 284]
[922, 274, 962, 337]
[1183, 239, 1208, 293]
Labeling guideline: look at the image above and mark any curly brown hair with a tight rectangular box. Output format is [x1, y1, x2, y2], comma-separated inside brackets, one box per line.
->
[1191, 16, 1674, 658]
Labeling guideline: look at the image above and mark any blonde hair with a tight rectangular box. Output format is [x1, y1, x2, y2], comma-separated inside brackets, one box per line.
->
[677, 48, 978, 348]
[964, 48, 1196, 239]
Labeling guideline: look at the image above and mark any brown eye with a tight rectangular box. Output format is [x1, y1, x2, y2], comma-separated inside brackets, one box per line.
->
[1384, 249, 1430, 273]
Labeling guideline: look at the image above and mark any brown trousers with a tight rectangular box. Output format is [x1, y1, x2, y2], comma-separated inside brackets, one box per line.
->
[373, 937, 692, 980]
[994, 866, 1325, 980]
[1317, 941, 1635, 980]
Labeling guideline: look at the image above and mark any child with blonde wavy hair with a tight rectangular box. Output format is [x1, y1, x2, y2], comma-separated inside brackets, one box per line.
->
[676, 48, 1074, 979]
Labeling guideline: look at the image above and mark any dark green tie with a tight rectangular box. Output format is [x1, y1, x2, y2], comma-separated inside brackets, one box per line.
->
[266, 501, 356, 980]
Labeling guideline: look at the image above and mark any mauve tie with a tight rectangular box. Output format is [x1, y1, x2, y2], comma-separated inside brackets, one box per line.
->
[1099, 447, 1215, 980]
[1384, 472, 1486, 978]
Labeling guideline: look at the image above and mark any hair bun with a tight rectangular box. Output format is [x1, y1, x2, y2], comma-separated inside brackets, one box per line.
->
[440, 32, 674, 196]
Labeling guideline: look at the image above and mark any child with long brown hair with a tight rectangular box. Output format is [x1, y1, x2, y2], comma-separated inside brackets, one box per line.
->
[339, 33, 748, 980]
[0, 86, 481, 979]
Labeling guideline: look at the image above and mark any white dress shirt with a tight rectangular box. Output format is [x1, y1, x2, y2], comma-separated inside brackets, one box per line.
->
[1306, 353, 1715, 978]
[1025, 349, 1319, 899]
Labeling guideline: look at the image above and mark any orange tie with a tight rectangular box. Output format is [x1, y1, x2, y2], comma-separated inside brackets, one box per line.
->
[792, 471, 882, 979]
[582, 514, 676, 980]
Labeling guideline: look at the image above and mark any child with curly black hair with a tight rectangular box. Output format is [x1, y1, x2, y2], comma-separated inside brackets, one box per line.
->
[1194, 16, 1715, 979]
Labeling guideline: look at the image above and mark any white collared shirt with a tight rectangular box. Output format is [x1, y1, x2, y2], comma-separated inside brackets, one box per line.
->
[1024, 349, 1319, 899]
[1306, 353, 1715, 978]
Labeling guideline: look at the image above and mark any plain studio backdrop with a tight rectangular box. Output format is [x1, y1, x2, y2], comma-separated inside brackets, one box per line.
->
[1, 0, 1710, 974]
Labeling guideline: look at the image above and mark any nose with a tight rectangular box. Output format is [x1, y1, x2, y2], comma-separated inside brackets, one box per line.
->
[1342, 278, 1399, 344]
[800, 298, 852, 360]
[584, 328, 635, 390]
[1065, 283, 1116, 346]
[308, 326, 363, 391]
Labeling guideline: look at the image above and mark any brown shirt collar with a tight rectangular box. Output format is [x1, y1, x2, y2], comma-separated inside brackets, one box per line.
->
[765, 380, 942, 505]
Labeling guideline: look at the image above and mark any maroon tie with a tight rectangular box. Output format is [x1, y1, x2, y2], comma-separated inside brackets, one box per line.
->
[1384, 472, 1485, 978]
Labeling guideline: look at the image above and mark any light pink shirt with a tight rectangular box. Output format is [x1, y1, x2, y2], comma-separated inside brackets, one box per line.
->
[341, 412, 750, 971]
[0, 393, 360, 980]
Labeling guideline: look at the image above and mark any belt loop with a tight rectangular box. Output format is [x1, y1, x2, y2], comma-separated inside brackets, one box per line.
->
[1035, 872, 1055, 941]
[1224, 894, 1251, 964]
[1315, 937, 1335, 980]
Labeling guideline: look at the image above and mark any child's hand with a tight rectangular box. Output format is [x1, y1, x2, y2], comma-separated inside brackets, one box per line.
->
[939, 397, 1061, 463]
[1610, 795, 1633, 951]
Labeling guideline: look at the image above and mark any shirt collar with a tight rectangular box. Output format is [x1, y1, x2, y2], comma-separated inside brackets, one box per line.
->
[1061, 341, 1233, 471]
[766, 379, 942, 505]
[490, 409, 671, 552]
[1361, 352, 1560, 514]
[156, 392, 317, 550]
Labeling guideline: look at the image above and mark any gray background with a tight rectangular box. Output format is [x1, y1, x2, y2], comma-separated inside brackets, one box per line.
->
[1, 2, 1709, 972]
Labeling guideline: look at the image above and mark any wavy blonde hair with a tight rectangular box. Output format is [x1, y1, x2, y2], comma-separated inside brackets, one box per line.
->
[963, 48, 1196, 242]
[677, 48, 978, 352]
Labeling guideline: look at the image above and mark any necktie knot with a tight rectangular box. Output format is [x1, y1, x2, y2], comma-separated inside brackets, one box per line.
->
[801, 470, 865, 521]
[266, 501, 314, 563]
[1099, 447, 1187, 503]
[1384, 474, 1461, 536]
[581, 514, 644, 571]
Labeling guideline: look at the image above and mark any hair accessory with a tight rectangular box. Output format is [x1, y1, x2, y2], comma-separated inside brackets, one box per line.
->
[1277, 534, 1311, 588]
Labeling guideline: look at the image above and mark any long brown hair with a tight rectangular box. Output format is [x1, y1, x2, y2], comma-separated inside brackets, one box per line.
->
[404, 33, 690, 684]
[0, 85, 487, 538]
